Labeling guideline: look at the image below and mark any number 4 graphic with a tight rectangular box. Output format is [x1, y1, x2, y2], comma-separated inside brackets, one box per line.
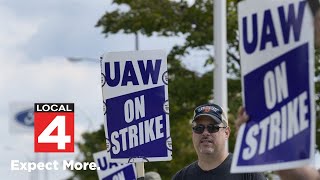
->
[38, 116, 71, 150]
[34, 111, 74, 152]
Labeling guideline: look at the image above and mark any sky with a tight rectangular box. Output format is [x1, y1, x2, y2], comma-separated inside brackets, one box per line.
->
[0, 0, 210, 180]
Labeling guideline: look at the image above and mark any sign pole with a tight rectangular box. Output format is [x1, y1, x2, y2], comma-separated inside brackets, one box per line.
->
[214, 0, 228, 149]
[136, 162, 145, 180]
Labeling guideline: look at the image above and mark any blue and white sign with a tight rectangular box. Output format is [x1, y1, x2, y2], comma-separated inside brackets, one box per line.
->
[9, 102, 34, 134]
[100, 50, 172, 163]
[231, 0, 315, 172]
[93, 150, 136, 180]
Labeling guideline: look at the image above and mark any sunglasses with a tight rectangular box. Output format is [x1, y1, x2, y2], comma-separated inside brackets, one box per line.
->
[192, 124, 227, 134]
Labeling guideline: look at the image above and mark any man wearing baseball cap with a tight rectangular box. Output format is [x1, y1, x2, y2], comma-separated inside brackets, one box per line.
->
[172, 103, 266, 180]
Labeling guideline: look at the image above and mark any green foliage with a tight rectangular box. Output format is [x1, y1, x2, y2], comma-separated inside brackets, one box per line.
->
[145, 57, 213, 179]
[71, 0, 320, 179]
[97, 0, 240, 72]
[69, 126, 105, 179]
[227, 79, 242, 152]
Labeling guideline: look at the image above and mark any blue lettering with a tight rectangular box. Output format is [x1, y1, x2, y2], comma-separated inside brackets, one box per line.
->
[97, 157, 108, 170]
[242, 14, 258, 54]
[109, 162, 119, 169]
[242, 1, 306, 54]
[121, 61, 139, 86]
[113, 171, 125, 180]
[260, 10, 278, 51]
[97, 157, 119, 171]
[138, 59, 162, 84]
[105, 62, 120, 87]
[104, 60, 162, 87]
[278, 1, 306, 44]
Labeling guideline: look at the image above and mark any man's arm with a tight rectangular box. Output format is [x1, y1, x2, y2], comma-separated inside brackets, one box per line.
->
[234, 106, 249, 137]
[307, 0, 320, 47]
[277, 166, 320, 180]
[308, 0, 320, 16]
[314, 7, 320, 48]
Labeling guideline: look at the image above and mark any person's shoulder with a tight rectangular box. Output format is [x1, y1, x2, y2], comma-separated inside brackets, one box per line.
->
[172, 161, 197, 180]
[172, 170, 183, 180]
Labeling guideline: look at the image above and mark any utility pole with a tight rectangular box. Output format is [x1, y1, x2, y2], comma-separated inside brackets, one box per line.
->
[213, 0, 227, 148]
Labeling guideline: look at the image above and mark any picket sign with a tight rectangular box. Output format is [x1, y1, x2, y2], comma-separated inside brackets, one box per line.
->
[100, 50, 172, 178]
[231, 0, 315, 173]
[93, 150, 137, 180]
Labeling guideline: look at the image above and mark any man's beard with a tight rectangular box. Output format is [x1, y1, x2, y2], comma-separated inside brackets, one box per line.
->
[199, 146, 215, 154]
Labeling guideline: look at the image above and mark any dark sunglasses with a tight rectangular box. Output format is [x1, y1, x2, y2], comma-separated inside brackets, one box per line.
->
[192, 124, 227, 134]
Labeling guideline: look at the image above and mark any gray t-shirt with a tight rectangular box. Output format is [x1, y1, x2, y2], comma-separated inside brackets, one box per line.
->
[172, 154, 266, 180]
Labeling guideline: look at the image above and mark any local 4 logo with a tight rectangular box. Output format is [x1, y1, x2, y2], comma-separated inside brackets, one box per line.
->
[34, 103, 74, 152]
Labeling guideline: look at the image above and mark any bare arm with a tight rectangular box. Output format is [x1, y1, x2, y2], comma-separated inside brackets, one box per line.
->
[307, 0, 320, 47]
[315, 9, 320, 47]
[277, 167, 320, 180]
[234, 106, 249, 136]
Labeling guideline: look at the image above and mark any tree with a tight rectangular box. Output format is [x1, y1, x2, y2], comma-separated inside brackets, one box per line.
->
[71, 0, 320, 179]
[97, 0, 240, 76]
[72, 2, 239, 179]
[68, 125, 105, 179]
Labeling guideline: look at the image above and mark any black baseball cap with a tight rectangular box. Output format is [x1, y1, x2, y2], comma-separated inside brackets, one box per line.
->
[193, 103, 228, 126]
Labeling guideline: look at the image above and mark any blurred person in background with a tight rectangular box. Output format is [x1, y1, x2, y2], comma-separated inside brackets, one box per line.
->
[145, 171, 161, 180]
